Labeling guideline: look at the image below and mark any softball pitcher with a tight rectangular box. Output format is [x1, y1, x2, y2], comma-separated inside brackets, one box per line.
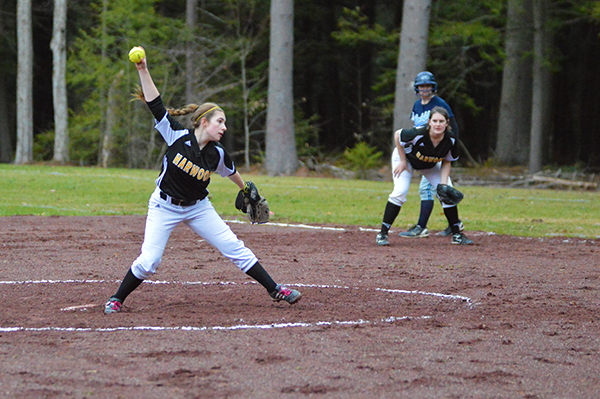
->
[104, 50, 301, 314]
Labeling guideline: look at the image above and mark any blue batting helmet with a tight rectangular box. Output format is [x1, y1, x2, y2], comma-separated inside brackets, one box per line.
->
[414, 71, 438, 93]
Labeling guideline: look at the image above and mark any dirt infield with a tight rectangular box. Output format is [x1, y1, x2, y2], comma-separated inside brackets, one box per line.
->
[1, 215, 599, 398]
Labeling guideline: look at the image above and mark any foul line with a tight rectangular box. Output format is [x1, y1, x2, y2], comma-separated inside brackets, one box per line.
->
[225, 219, 346, 231]
[227, 220, 504, 237]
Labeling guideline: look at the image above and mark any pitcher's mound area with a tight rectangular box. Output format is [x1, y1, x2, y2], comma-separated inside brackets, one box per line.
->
[1, 215, 598, 398]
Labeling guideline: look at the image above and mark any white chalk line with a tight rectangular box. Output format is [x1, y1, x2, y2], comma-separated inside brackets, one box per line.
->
[1, 280, 469, 333]
[230, 218, 599, 240]
[60, 303, 98, 311]
[225, 219, 346, 231]
[1, 279, 472, 304]
[0, 279, 252, 285]
[228, 220, 502, 237]
[0, 316, 432, 333]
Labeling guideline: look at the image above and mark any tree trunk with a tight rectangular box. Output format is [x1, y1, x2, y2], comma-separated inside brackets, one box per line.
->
[393, 0, 432, 132]
[265, 0, 297, 176]
[15, 0, 33, 164]
[0, 76, 14, 163]
[186, 0, 197, 104]
[97, 0, 109, 166]
[0, 1, 13, 163]
[51, 0, 69, 163]
[101, 70, 124, 168]
[528, 0, 551, 174]
[241, 42, 251, 171]
[495, 0, 533, 165]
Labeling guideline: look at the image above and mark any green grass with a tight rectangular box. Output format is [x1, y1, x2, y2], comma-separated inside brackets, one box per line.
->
[1, 164, 599, 238]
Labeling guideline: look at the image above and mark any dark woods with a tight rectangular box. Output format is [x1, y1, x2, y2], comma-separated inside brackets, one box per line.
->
[1, 0, 599, 170]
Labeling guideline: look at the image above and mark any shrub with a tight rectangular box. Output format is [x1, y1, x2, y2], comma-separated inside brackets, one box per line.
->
[343, 141, 382, 179]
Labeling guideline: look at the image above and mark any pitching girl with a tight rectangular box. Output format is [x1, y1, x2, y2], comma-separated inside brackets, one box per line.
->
[375, 107, 474, 246]
[104, 50, 301, 314]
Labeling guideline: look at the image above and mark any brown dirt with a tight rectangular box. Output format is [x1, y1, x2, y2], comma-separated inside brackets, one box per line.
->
[1, 215, 599, 398]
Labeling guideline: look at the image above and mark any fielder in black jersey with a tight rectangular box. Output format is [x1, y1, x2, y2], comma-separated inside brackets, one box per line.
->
[104, 49, 301, 314]
[402, 125, 458, 170]
[400, 71, 464, 238]
[375, 107, 474, 246]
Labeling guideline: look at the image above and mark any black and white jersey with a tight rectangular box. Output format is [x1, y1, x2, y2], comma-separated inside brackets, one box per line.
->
[146, 96, 236, 201]
[400, 125, 458, 170]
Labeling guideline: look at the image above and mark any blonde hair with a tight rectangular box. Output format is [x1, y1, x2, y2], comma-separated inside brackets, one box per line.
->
[167, 102, 223, 128]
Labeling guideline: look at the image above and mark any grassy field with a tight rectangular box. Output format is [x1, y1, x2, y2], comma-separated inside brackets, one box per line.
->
[1, 164, 598, 238]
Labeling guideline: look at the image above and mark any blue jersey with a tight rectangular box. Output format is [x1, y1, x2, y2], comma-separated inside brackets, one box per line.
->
[411, 96, 454, 128]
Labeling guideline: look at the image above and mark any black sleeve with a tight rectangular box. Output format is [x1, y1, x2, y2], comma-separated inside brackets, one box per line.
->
[450, 136, 460, 160]
[400, 126, 419, 144]
[146, 95, 186, 131]
[146, 95, 168, 122]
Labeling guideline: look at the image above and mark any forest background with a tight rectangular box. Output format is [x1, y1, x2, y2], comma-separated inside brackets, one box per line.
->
[1, 0, 600, 176]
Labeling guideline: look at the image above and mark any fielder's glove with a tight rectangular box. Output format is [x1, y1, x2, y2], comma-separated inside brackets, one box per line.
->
[436, 184, 464, 206]
[235, 181, 270, 224]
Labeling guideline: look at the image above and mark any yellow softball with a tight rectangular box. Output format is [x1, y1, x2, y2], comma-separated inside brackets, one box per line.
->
[128, 46, 145, 63]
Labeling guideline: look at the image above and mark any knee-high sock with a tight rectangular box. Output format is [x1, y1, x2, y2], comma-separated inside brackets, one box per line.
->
[245, 261, 277, 293]
[417, 200, 435, 228]
[381, 201, 401, 234]
[112, 268, 144, 302]
[443, 206, 462, 233]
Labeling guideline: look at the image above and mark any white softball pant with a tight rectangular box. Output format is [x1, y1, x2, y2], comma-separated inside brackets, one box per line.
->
[388, 148, 455, 209]
[131, 187, 258, 280]
[419, 172, 453, 201]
